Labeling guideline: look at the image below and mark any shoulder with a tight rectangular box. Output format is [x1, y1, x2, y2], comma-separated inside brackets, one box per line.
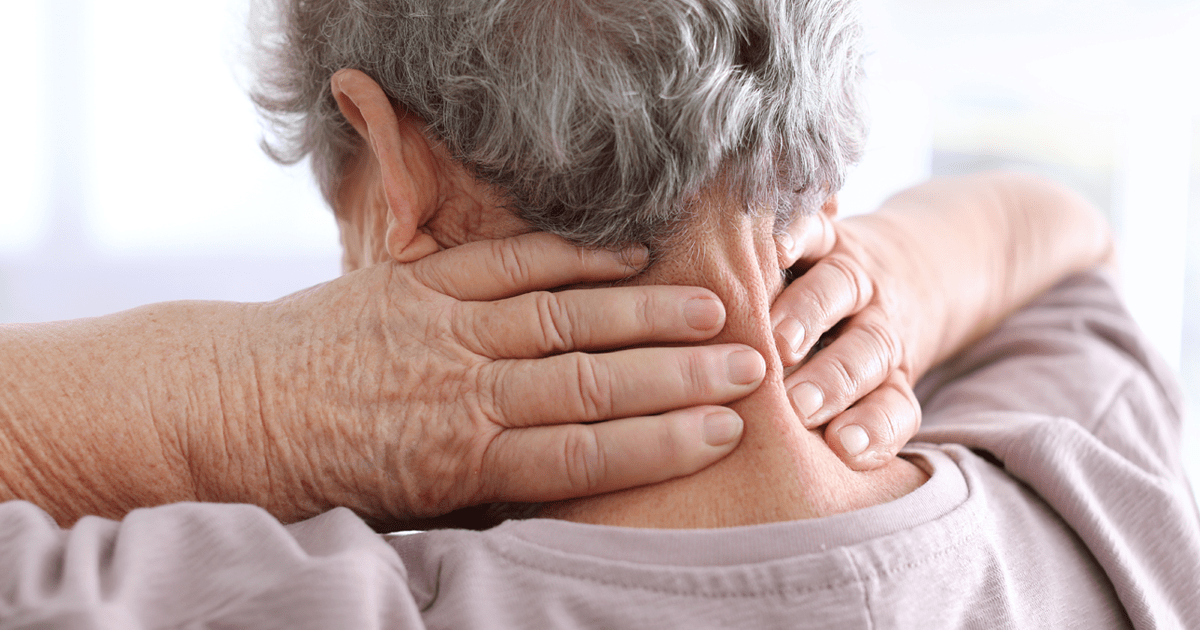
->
[0, 502, 424, 627]
[916, 269, 1185, 480]
[912, 270, 1200, 627]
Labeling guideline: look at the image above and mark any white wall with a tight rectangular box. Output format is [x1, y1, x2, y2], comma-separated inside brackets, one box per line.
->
[0, 0, 342, 325]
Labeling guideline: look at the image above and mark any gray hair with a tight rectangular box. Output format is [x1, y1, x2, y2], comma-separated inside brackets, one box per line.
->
[251, 0, 867, 249]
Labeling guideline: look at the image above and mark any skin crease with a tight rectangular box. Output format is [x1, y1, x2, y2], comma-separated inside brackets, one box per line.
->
[334, 73, 928, 528]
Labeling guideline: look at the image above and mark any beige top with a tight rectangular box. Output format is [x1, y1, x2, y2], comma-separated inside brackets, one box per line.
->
[2, 271, 1197, 629]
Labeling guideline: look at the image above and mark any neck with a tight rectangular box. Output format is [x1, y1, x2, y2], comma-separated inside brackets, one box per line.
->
[540, 200, 927, 529]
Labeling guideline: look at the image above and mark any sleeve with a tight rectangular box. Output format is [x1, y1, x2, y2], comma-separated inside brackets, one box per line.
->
[915, 270, 1187, 482]
[0, 501, 429, 629]
[912, 270, 1200, 629]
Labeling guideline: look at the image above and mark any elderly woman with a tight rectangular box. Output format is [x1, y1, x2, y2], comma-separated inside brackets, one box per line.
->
[2, 13, 928, 532]
[3, 0, 1198, 627]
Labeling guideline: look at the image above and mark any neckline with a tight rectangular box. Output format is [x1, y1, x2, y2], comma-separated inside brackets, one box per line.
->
[490, 447, 966, 567]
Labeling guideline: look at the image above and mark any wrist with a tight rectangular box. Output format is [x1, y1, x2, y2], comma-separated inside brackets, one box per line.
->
[131, 301, 282, 510]
[190, 301, 309, 510]
[230, 290, 372, 522]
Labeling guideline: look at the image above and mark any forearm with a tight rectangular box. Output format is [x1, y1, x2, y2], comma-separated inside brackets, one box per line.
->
[0, 237, 763, 530]
[0, 302, 262, 525]
[858, 171, 1114, 380]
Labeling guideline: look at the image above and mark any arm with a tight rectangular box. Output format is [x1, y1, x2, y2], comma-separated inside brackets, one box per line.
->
[0, 233, 763, 529]
[770, 171, 1114, 466]
[847, 170, 1113, 377]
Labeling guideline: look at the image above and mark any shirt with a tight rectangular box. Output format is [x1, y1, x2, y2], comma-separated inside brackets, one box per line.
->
[2, 271, 1197, 629]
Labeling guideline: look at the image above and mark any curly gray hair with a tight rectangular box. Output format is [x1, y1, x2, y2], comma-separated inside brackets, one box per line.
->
[251, 0, 867, 249]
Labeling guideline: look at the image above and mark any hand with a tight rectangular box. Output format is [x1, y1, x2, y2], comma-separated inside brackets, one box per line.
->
[220, 233, 764, 528]
[770, 211, 921, 470]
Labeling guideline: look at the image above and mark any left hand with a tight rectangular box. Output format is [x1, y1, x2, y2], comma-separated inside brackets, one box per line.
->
[228, 233, 761, 529]
[770, 211, 922, 470]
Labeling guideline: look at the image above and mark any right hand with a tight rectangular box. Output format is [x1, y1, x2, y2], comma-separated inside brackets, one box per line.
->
[770, 173, 1114, 471]
[219, 233, 764, 528]
[771, 211, 922, 470]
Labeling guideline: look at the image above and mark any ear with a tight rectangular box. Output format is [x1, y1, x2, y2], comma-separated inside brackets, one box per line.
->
[331, 69, 441, 262]
[821, 194, 838, 219]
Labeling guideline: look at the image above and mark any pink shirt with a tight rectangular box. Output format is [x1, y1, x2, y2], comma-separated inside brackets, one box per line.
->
[3, 272, 1197, 629]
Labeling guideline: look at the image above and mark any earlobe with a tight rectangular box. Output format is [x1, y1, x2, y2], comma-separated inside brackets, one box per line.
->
[821, 195, 839, 219]
[386, 224, 441, 262]
[331, 68, 443, 263]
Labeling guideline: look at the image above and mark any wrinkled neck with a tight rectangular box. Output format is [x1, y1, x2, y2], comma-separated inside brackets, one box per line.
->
[540, 198, 926, 529]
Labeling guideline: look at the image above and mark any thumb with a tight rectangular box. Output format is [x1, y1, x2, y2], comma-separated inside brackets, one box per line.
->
[778, 211, 837, 270]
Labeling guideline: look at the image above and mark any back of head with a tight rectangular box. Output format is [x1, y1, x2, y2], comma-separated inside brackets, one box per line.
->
[251, 0, 868, 250]
[250, 0, 889, 529]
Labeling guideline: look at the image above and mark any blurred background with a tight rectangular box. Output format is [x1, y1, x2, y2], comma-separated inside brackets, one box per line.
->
[1, 0, 1197, 500]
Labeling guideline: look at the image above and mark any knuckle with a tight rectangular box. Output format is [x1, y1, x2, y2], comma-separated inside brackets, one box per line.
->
[872, 277, 901, 317]
[857, 318, 903, 373]
[493, 239, 533, 286]
[571, 242, 596, 273]
[652, 414, 683, 462]
[449, 302, 486, 354]
[823, 355, 859, 405]
[408, 257, 443, 293]
[470, 429, 508, 503]
[632, 291, 656, 336]
[870, 384, 919, 454]
[562, 427, 604, 493]
[805, 265, 845, 320]
[822, 255, 857, 285]
[874, 404, 902, 452]
[825, 256, 872, 312]
[570, 353, 614, 420]
[532, 291, 572, 353]
[682, 349, 718, 398]
[811, 350, 859, 410]
[801, 257, 867, 329]
[475, 363, 509, 427]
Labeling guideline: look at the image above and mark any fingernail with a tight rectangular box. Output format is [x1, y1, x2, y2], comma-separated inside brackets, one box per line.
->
[619, 245, 649, 269]
[727, 350, 765, 385]
[775, 318, 804, 356]
[683, 297, 722, 331]
[839, 424, 869, 456]
[703, 411, 743, 446]
[789, 382, 824, 419]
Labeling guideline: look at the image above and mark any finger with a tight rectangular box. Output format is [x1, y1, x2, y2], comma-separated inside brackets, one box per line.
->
[782, 307, 901, 427]
[479, 406, 744, 502]
[482, 344, 766, 427]
[459, 285, 725, 358]
[770, 253, 874, 366]
[414, 232, 648, 301]
[822, 372, 921, 471]
[776, 211, 837, 269]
